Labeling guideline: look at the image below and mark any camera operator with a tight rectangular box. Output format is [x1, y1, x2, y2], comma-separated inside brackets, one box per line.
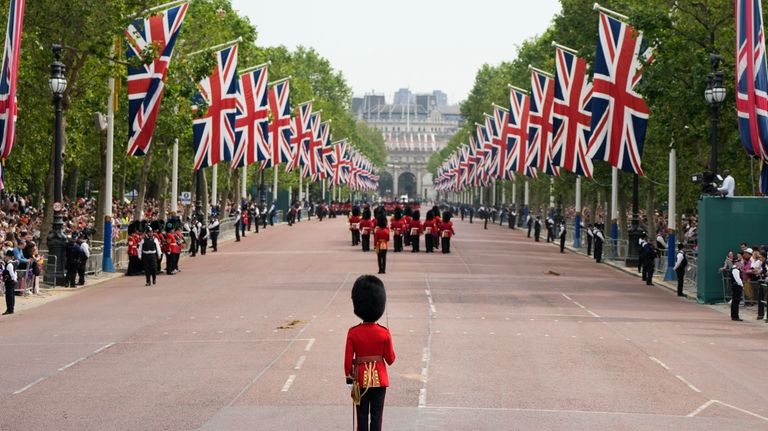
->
[717, 169, 735, 197]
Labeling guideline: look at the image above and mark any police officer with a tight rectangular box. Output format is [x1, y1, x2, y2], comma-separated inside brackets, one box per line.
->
[65, 235, 82, 288]
[558, 222, 567, 253]
[508, 205, 517, 230]
[730, 255, 745, 321]
[139, 228, 162, 286]
[534, 215, 542, 242]
[197, 222, 208, 255]
[2, 250, 17, 315]
[234, 209, 242, 242]
[673, 243, 687, 297]
[641, 238, 656, 285]
[594, 223, 605, 263]
[527, 214, 533, 238]
[586, 223, 594, 256]
[208, 217, 220, 252]
[188, 218, 199, 257]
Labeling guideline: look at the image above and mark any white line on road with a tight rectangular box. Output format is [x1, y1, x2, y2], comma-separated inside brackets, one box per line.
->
[675, 375, 701, 393]
[58, 357, 86, 371]
[281, 375, 296, 392]
[561, 293, 572, 301]
[294, 356, 306, 370]
[572, 301, 586, 309]
[714, 400, 768, 422]
[649, 356, 670, 370]
[304, 338, 315, 352]
[13, 377, 45, 395]
[93, 342, 115, 354]
[687, 400, 716, 417]
[587, 310, 600, 318]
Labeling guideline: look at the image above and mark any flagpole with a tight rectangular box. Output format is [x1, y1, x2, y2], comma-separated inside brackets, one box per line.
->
[322, 178, 327, 204]
[186, 37, 243, 57]
[239, 61, 270, 75]
[102, 68, 116, 273]
[664, 146, 677, 281]
[240, 165, 247, 199]
[127, 0, 186, 19]
[574, 176, 582, 248]
[592, 2, 630, 21]
[211, 164, 218, 211]
[298, 170, 303, 202]
[551, 41, 579, 54]
[610, 167, 619, 256]
[528, 64, 554, 78]
[272, 167, 278, 219]
[171, 138, 179, 213]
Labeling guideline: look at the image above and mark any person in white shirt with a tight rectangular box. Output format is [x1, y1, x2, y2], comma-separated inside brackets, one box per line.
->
[656, 232, 667, 250]
[138, 229, 162, 286]
[673, 243, 687, 297]
[77, 236, 90, 286]
[717, 169, 735, 197]
[3, 249, 17, 315]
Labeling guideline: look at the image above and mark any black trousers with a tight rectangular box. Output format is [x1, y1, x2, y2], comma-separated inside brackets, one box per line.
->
[210, 233, 219, 251]
[483, 218, 488, 229]
[411, 235, 420, 252]
[594, 242, 603, 263]
[77, 259, 87, 285]
[4, 281, 14, 313]
[676, 268, 686, 296]
[247, 217, 253, 231]
[534, 228, 541, 242]
[393, 235, 402, 252]
[642, 261, 654, 285]
[189, 237, 197, 256]
[235, 222, 241, 241]
[441, 237, 451, 254]
[143, 257, 157, 285]
[509, 215, 516, 229]
[198, 239, 207, 255]
[560, 236, 566, 253]
[527, 224, 532, 237]
[66, 264, 78, 287]
[356, 387, 386, 431]
[731, 283, 743, 319]
[377, 250, 387, 274]
[352, 230, 360, 246]
[425, 234, 434, 252]
[403, 232, 411, 246]
[757, 282, 766, 318]
[587, 237, 593, 255]
[362, 235, 370, 252]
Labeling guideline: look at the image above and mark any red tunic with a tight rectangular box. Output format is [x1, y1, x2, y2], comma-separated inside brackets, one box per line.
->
[422, 219, 437, 236]
[389, 218, 404, 236]
[359, 219, 374, 236]
[408, 219, 422, 236]
[344, 323, 396, 388]
[348, 215, 362, 231]
[166, 233, 179, 254]
[440, 221, 455, 238]
[128, 234, 139, 257]
[373, 227, 390, 250]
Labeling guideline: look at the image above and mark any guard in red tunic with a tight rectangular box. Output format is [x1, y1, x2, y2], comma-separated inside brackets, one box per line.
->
[345, 275, 396, 431]
[359, 208, 374, 252]
[422, 210, 437, 253]
[126, 222, 143, 276]
[402, 207, 413, 247]
[431, 205, 442, 250]
[440, 211, 456, 254]
[373, 216, 390, 274]
[390, 208, 404, 252]
[408, 210, 422, 253]
[348, 206, 362, 246]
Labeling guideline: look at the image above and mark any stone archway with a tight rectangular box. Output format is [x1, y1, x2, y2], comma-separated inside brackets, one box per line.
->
[397, 172, 416, 199]
[378, 171, 393, 198]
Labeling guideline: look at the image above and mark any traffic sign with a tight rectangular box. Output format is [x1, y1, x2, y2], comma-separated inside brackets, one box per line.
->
[180, 192, 192, 205]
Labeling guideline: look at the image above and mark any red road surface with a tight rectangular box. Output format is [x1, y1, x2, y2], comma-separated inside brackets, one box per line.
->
[0, 217, 766, 430]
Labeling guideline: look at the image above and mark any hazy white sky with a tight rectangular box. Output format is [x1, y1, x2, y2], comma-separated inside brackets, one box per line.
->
[230, 0, 562, 104]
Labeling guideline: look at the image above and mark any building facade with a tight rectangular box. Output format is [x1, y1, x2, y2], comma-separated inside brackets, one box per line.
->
[352, 90, 461, 201]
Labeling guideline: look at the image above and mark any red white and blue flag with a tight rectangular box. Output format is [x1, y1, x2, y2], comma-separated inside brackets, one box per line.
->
[313, 121, 331, 181]
[330, 140, 348, 186]
[0, 0, 24, 189]
[484, 114, 502, 180]
[527, 68, 559, 177]
[286, 100, 312, 172]
[126, 2, 188, 157]
[736, 0, 768, 161]
[266, 78, 292, 168]
[193, 44, 239, 170]
[506, 87, 537, 178]
[491, 105, 514, 180]
[587, 12, 650, 176]
[232, 64, 269, 169]
[552, 46, 594, 177]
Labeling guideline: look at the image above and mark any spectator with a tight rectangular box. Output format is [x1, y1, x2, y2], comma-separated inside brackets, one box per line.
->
[717, 169, 735, 197]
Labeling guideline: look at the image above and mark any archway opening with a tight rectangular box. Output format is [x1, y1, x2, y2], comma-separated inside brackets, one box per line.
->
[398, 172, 416, 200]
[378, 171, 393, 198]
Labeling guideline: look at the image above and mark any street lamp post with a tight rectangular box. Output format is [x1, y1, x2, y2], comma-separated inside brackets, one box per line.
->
[704, 53, 726, 175]
[45, 44, 68, 286]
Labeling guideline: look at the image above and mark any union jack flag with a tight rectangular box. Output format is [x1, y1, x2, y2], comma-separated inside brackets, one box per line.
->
[527, 68, 559, 177]
[0, 0, 24, 189]
[126, 2, 188, 157]
[491, 105, 514, 180]
[266, 78, 292, 168]
[192, 44, 239, 170]
[231, 64, 268, 169]
[484, 114, 502, 180]
[330, 140, 348, 186]
[459, 146, 470, 188]
[736, 0, 768, 161]
[313, 121, 331, 181]
[552, 47, 594, 177]
[506, 87, 537, 178]
[301, 111, 321, 178]
[474, 124, 491, 186]
[587, 12, 650, 176]
[286, 101, 312, 172]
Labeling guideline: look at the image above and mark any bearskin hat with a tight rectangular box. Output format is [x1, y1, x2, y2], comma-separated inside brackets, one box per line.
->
[127, 221, 142, 235]
[351, 206, 361, 217]
[362, 208, 372, 220]
[442, 211, 452, 222]
[351, 275, 386, 323]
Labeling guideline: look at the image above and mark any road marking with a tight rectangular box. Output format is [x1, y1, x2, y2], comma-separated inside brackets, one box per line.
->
[572, 301, 586, 309]
[281, 375, 296, 392]
[587, 310, 600, 318]
[686, 400, 716, 417]
[93, 342, 116, 354]
[561, 293, 572, 301]
[294, 356, 306, 370]
[304, 338, 315, 351]
[13, 377, 45, 395]
[648, 356, 669, 371]
[675, 375, 701, 393]
[420, 275, 437, 409]
[58, 357, 87, 371]
[715, 400, 768, 422]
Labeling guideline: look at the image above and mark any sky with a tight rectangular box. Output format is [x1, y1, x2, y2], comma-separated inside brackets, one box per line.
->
[230, 0, 562, 105]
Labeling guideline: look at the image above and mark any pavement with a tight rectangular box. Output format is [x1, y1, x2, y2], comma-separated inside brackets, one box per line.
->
[0, 215, 766, 430]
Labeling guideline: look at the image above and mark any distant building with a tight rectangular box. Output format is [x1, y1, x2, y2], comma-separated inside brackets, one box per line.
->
[351, 89, 463, 201]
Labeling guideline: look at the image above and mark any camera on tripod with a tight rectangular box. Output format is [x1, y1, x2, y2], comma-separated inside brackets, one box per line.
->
[691, 171, 724, 197]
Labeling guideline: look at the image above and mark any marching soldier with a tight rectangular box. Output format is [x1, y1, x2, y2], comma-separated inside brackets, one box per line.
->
[402, 207, 413, 247]
[440, 211, 455, 254]
[345, 275, 396, 431]
[423, 210, 437, 253]
[360, 208, 374, 252]
[409, 210, 422, 253]
[431, 205, 442, 250]
[373, 216, 390, 274]
[349, 206, 362, 246]
[390, 208, 404, 252]
[594, 223, 605, 263]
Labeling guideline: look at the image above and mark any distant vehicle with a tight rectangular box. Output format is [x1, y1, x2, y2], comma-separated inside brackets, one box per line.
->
[399, 195, 409, 202]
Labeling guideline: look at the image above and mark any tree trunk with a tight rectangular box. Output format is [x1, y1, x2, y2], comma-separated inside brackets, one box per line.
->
[40, 137, 56, 249]
[133, 146, 153, 221]
[66, 166, 78, 202]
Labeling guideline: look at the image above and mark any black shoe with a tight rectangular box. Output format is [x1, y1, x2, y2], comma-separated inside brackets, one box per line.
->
[145, 283, 150, 286]
[732, 318, 743, 321]
[2, 311, 13, 315]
